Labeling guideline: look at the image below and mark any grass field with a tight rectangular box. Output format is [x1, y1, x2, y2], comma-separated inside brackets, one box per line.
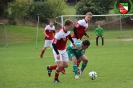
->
[0, 25, 133, 88]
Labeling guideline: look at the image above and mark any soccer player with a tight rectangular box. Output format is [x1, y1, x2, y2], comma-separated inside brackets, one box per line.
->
[71, 12, 92, 67]
[94, 25, 104, 46]
[46, 19, 74, 83]
[67, 40, 90, 78]
[40, 20, 55, 58]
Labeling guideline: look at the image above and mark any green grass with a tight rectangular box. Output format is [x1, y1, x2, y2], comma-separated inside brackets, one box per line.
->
[0, 25, 133, 88]
[64, 5, 76, 15]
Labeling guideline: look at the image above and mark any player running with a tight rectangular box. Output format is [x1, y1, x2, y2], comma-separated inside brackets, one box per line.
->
[40, 20, 55, 58]
[67, 40, 90, 78]
[46, 19, 75, 83]
[71, 12, 92, 68]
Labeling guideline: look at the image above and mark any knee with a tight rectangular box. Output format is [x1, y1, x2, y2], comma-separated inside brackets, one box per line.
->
[83, 59, 88, 64]
[63, 63, 69, 68]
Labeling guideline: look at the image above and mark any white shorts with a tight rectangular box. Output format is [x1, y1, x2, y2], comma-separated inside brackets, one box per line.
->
[53, 49, 69, 62]
[44, 40, 52, 48]
[70, 38, 77, 46]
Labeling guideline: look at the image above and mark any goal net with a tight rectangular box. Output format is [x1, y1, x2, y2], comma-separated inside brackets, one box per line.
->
[55, 14, 133, 44]
[0, 23, 8, 48]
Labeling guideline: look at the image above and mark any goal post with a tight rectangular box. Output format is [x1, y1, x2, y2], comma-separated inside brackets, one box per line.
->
[0, 23, 8, 48]
[55, 14, 133, 44]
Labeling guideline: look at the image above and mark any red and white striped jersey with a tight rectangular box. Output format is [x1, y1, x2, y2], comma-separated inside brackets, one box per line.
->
[53, 27, 70, 50]
[72, 19, 88, 39]
[44, 25, 55, 40]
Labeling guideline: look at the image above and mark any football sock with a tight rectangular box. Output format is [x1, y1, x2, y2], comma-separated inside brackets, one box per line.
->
[81, 62, 87, 72]
[77, 60, 81, 67]
[49, 65, 57, 70]
[73, 64, 78, 75]
[55, 70, 59, 79]
[40, 49, 45, 56]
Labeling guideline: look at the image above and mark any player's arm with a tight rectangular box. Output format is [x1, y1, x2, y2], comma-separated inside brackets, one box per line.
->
[101, 28, 104, 35]
[73, 27, 79, 39]
[44, 30, 49, 37]
[52, 38, 59, 55]
[68, 35, 75, 47]
[94, 28, 98, 35]
[84, 32, 90, 38]
[68, 34, 74, 43]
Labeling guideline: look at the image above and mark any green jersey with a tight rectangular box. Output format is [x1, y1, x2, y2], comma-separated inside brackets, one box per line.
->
[67, 41, 85, 59]
[94, 27, 104, 36]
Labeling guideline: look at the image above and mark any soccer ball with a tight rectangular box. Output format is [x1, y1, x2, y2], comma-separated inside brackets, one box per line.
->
[89, 71, 97, 80]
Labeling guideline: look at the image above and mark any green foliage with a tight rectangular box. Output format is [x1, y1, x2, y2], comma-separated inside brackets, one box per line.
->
[8, 0, 32, 24]
[27, 0, 67, 23]
[76, 0, 113, 15]
[0, 0, 14, 16]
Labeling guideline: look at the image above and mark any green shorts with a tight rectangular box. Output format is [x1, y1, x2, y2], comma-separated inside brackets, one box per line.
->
[67, 49, 84, 60]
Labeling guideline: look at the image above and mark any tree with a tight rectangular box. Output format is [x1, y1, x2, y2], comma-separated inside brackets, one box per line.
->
[8, 0, 32, 24]
[27, 0, 67, 23]
[0, 0, 14, 16]
[75, 0, 113, 15]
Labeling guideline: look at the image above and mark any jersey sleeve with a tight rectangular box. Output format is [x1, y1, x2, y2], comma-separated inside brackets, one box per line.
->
[54, 32, 62, 40]
[77, 20, 85, 26]
[44, 25, 49, 30]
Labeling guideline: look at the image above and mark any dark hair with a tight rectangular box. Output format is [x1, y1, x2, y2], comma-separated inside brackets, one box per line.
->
[82, 40, 90, 46]
[64, 19, 73, 26]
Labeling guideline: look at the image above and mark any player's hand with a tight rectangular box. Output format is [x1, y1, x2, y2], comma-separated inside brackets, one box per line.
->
[46, 35, 49, 38]
[72, 43, 76, 47]
[57, 54, 60, 60]
[86, 34, 90, 38]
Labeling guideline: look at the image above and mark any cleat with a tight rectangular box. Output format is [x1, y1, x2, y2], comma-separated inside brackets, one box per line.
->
[75, 75, 79, 79]
[47, 66, 52, 77]
[54, 78, 60, 83]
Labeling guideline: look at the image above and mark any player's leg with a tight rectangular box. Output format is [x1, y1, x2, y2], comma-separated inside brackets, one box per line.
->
[67, 49, 79, 78]
[96, 35, 99, 46]
[40, 40, 51, 58]
[72, 56, 79, 78]
[101, 35, 104, 46]
[79, 55, 88, 76]
[53, 50, 64, 83]
[54, 60, 63, 83]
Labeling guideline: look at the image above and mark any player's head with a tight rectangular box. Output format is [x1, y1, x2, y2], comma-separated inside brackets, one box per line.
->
[49, 20, 54, 26]
[64, 19, 73, 31]
[82, 40, 90, 49]
[85, 12, 92, 22]
[98, 25, 100, 28]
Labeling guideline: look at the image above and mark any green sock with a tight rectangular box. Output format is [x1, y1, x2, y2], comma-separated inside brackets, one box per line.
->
[73, 65, 78, 75]
[81, 62, 87, 72]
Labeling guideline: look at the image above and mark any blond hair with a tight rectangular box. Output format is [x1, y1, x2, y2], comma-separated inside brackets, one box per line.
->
[86, 12, 93, 16]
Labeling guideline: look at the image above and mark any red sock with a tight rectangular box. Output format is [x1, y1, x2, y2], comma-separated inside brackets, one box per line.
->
[49, 65, 57, 70]
[77, 60, 81, 67]
[40, 49, 45, 56]
[55, 70, 59, 79]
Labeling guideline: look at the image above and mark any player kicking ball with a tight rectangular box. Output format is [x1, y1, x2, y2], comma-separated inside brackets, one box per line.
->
[67, 40, 90, 78]
[46, 19, 75, 83]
